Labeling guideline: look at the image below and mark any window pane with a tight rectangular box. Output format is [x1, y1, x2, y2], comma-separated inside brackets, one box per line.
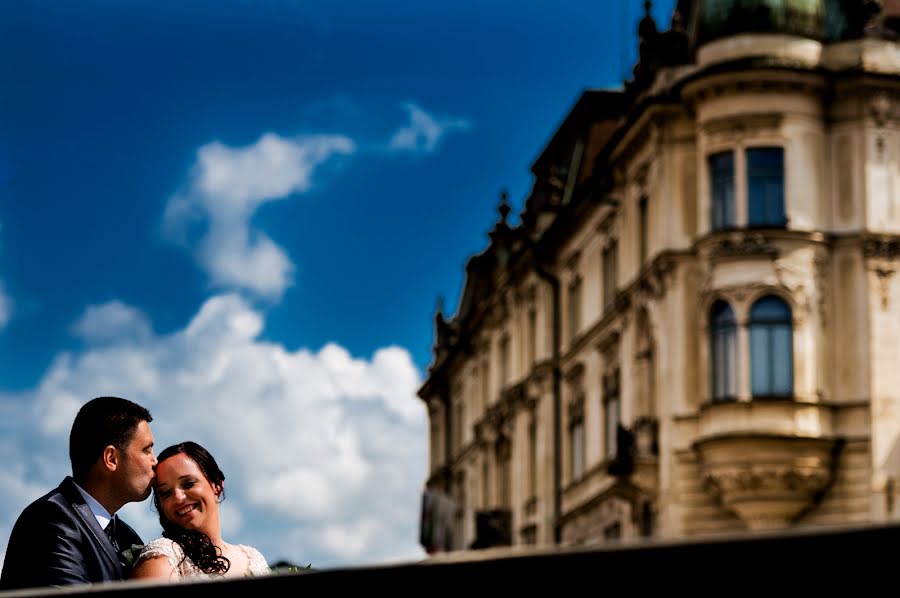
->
[725, 326, 737, 397]
[709, 151, 735, 230]
[750, 295, 791, 321]
[749, 296, 793, 396]
[571, 421, 584, 479]
[710, 301, 737, 401]
[750, 326, 770, 395]
[603, 242, 618, 310]
[605, 398, 619, 458]
[747, 147, 785, 227]
[772, 324, 793, 394]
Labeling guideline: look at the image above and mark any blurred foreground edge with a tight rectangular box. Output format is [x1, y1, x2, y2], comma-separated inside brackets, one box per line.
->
[2, 520, 897, 596]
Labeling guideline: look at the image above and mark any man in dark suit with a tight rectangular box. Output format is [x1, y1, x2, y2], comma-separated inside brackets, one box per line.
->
[0, 396, 157, 590]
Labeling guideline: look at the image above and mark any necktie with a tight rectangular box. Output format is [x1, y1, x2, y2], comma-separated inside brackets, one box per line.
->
[105, 515, 121, 553]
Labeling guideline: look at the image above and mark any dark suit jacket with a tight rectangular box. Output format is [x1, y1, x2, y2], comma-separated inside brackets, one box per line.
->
[0, 477, 143, 590]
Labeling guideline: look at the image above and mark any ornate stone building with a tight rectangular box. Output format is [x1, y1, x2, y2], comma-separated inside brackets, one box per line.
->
[417, 0, 900, 553]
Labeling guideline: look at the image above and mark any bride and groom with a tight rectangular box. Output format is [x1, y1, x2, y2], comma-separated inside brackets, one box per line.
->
[0, 396, 269, 590]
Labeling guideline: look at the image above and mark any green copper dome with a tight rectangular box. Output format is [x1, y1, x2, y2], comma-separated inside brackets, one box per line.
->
[689, 0, 826, 46]
[685, 0, 879, 48]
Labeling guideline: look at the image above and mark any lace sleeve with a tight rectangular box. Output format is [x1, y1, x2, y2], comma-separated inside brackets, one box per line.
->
[240, 545, 271, 576]
[135, 538, 183, 571]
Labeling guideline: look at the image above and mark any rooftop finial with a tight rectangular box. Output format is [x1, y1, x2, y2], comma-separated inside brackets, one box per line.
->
[639, 0, 657, 40]
[498, 188, 511, 223]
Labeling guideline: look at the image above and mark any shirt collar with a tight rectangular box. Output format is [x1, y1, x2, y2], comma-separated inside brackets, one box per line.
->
[72, 480, 114, 529]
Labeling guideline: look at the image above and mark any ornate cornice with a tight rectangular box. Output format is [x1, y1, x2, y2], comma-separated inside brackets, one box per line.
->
[863, 236, 900, 261]
[707, 232, 780, 261]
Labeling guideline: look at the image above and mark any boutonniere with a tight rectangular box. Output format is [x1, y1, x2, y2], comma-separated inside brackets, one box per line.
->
[120, 544, 144, 565]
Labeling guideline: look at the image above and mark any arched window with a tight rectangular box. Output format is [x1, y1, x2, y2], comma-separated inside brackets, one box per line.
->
[749, 296, 793, 397]
[710, 300, 737, 402]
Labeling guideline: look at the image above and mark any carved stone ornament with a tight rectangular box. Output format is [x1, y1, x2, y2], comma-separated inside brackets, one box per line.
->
[695, 435, 840, 531]
[863, 236, 900, 310]
[638, 257, 677, 301]
[870, 93, 892, 128]
[708, 232, 779, 261]
[863, 236, 900, 261]
[872, 266, 895, 310]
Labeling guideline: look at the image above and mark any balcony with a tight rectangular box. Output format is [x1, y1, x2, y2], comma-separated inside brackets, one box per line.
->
[693, 399, 843, 530]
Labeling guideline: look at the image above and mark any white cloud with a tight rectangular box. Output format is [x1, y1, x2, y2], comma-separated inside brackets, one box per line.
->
[163, 133, 356, 300]
[0, 294, 428, 569]
[71, 301, 153, 346]
[388, 103, 471, 154]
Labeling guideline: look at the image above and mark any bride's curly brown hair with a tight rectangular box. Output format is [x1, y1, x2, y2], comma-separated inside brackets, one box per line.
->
[152, 441, 231, 575]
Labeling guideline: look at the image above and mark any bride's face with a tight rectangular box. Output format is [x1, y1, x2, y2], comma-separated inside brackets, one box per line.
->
[154, 453, 222, 536]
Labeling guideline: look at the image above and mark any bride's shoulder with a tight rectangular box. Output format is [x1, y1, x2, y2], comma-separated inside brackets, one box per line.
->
[237, 544, 270, 575]
[140, 537, 182, 558]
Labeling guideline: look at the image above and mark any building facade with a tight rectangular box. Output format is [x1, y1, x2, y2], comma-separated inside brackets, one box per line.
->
[417, 0, 900, 553]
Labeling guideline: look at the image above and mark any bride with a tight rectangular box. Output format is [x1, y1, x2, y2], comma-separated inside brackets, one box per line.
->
[129, 441, 270, 580]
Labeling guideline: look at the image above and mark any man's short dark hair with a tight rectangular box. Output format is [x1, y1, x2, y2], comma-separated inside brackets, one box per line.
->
[69, 396, 153, 482]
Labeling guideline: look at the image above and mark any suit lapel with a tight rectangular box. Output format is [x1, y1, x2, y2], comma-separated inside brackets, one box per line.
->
[60, 478, 123, 570]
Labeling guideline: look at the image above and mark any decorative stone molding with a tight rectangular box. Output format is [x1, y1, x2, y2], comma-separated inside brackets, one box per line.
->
[700, 112, 783, 142]
[565, 251, 582, 272]
[695, 433, 841, 531]
[872, 266, 895, 310]
[564, 362, 585, 385]
[863, 236, 900, 260]
[870, 92, 892, 127]
[596, 329, 621, 363]
[638, 256, 677, 301]
[863, 236, 900, 310]
[707, 232, 779, 261]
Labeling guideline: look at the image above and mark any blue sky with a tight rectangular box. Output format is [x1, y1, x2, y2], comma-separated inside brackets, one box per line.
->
[0, 0, 676, 571]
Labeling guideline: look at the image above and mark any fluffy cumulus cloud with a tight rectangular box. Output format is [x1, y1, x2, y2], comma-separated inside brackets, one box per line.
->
[388, 103, 471, 154]
[0, 295, 428, 569]
[164, 133, 356, 300]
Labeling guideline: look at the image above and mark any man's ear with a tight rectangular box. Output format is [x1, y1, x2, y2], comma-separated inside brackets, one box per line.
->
[102, 445, 119, 472]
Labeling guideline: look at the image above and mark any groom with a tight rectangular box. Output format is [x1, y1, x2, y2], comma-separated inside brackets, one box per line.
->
[0, 396, 157, 590]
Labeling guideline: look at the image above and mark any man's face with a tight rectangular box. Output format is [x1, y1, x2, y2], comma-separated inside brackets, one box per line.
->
[118, 420, 157, 503]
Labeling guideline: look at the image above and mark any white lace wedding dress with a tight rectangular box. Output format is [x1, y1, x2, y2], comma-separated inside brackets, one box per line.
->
[136, 537, 270, 579]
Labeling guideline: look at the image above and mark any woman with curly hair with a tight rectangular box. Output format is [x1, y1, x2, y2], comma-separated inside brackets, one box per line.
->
[129, 441, 270, 580]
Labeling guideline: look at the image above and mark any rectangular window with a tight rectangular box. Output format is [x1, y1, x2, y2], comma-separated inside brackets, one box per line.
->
[499, 335, 510, 387]
[709, 151, 735, 230]
[567, 277, 582, 342]
[569, 419, 585, 481]
[496, 440, 511, 508]
[602, 241, 618, 311]
[747, 147, 785, 227]
[603, 371, 621, 459]
[453, 398, 463, 453]
[430, 417, 440, 466]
